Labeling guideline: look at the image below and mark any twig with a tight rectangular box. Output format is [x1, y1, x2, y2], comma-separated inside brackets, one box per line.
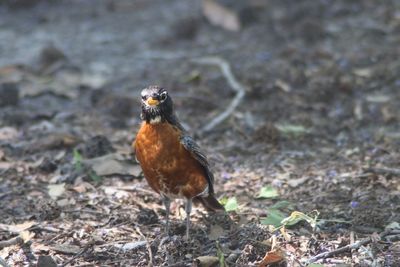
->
[364, 166, 400, 176]
[135, 226, 154, 267]
[0, 236, 23, 249]
[306, 229, 396, 264]
[191, 57, 246, 134]
[60, 240, 94, 267]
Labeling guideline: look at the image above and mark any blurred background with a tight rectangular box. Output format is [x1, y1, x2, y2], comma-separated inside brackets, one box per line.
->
[0, 0, 400, 266]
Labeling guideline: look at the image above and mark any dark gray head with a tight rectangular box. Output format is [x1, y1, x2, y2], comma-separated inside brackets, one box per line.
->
[140, 85, 173, 123]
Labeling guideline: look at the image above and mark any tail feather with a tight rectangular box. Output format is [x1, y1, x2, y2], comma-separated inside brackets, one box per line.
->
[195, 194, 225, 212]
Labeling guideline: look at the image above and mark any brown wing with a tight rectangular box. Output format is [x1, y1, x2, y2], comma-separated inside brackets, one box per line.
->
[180, 135, 215, 194]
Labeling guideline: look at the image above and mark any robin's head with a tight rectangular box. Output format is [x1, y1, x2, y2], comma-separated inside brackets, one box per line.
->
[140, 85, 173, 123]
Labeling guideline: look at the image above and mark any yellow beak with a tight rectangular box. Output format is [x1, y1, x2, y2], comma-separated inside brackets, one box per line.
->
[146, 97, 159, 106]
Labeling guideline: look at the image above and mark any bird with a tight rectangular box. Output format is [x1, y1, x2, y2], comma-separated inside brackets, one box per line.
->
[133, 85, 224, 239]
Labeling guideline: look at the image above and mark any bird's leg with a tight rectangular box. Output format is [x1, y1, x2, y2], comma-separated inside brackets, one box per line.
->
[161, 196, 171, 236]
[185, 198, 192, 240]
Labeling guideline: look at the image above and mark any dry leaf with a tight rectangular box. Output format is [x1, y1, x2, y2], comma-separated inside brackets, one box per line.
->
[195, 255, 219, 267]
[258, 249, 285, 267]
[103, 187, 130, 199]
[113, 241, 147, 251]
[56, 198, 75, 207]
[72, 182, 94, 193]
[20, 231, 35, 243]
[47, 183, 66, 200]
[287, 177, 309, 187]
[202, 0, 241, 31]
[83, 153, 141, 177]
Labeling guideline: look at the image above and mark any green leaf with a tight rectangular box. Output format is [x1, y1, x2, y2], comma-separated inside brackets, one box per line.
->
[307, 264, 325, 267]
[281, 211, 318, 228]
[218, 196, 228, 205]
[89, 171, 102, 182]
[223, 197, 238, 212]
[260, 209, 286, 227]
[271, 200, 292, 210]
[73, 148, 82, 171]
[257, 186, 279, 199]
[216, 241, 226, 267]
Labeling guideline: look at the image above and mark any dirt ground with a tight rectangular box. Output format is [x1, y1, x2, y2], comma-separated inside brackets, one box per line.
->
[0, 0, 400, 266]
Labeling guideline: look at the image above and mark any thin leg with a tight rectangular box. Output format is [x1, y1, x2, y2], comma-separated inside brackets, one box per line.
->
[185, 198, 192, 240]
[162, 196, 171, 236]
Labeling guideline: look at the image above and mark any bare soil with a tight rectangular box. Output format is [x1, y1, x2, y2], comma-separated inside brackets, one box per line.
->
[0, 0, 400, 266]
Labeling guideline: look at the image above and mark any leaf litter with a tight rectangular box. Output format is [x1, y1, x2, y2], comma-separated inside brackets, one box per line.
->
[1, 0, 400, 266]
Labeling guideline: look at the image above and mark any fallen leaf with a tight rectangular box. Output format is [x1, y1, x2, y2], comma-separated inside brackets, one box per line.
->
[47, 183, 66, 200]
[56, 198, 76, 207]
[257, 186, 279, 199]
[281, 211, 318, 228]
[83, 153, 141, 177]
[195, 256, 219, 267]
[270, 201, 293, 210]
[103, 187, 130, 199]
[220, 197, 238, 212]
[20, 231, 35, 243]
[286, 176, 309, 188]
[113, 241, 147, 251]
[259, 249, 285, 266]
[260, 209, 286, 227]
[72, 182, 94, 193]
[202, 0, 241, 31]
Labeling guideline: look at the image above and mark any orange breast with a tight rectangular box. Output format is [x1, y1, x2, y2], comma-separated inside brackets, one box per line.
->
[134, 122, 208, 199]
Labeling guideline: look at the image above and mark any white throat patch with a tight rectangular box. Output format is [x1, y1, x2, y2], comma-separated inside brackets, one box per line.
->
[149, 116, 162, 124]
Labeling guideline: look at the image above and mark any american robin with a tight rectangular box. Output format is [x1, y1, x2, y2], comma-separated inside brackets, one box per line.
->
[134, 85, 224, 239]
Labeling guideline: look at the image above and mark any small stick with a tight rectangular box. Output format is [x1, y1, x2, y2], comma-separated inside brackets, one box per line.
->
[135, 226, 154, 267]
[306, 229, 396, 264]
[0, 236, 23, 249]
[60, 240, 94, 267]
[364, 166, 400, 176]
[191, 57, 246, 134]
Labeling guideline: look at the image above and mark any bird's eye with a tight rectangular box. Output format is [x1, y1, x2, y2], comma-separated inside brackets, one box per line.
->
[141, 95, 147, 100]
[160, 92, 168, 101]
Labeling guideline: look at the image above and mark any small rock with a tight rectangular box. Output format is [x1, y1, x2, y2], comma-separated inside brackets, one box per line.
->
[39, 45, 67, 70]
[171, 17, 199, 40]
[77, 135, 115, 158]
[37, 255, 57, 267]
[0, 83, 19, 107]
